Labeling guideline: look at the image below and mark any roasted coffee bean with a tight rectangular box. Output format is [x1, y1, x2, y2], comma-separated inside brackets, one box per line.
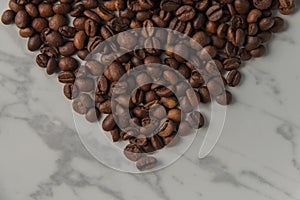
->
[58, 26, 76, 38]
[160, 0, 181, 11]
[31, 18, 48, 33]
[279, 0, 295, 14]
[84, 18, 98, 37]
[199, 86, 211, 103]
[63, 83, 78, 100]
[131, 89, 144, 105]
[58, 71, 75, 83]
[150, 135, 164, 150]
[104, 0, 125, 11]
[46, 58, 58, 75]
[76, 77, 94, 92]
[72, 99, 89, 115]
[83, 10, 101, 23]
[70, 4, 85, 17]
[36, 54, 49, 68]
[271, 17, 285, 32]
[191, 31, 211, 49]
[193, 13, 206, 30]
[124, 144, 143, 161]
[102, 114, 116, 131]
[248, 23, 259, 36]
[130, 134, 148, 146]
[176, 5, 196, 22]
[38, 3, 54, 18]
[96, 6, 115, 21]
[40, 44, 59, 58]
[223, 57, 241, 71]
[104, 62, 126, 81]
[259, 17, 275, 31]
[85, 60, 103, 76]
[167, 109, 181, 123]
[73, 17, 87, 30]
[195, 0, 209, 11]
[82, 0, 98, 9]
[250, 45, 266, 57]
[257, 31, 272, 43]
[161, 96, 178, 109]
[110, 128, 120, 142]
[58, 57, 78, 71]
[234, 0, 250, 14]
[15, 10, 29, 28]
[207, 77, 225, 96]
[59, 42, 76, 57]
[238, 48, 252, 61]
[216, 90, 232, 105]
[117, 31, 137, 50]
[85, 107, 100, 122]
[53, 3, 71, 15]
[27, 34, 42, 51]
[247, 9, 262, 23]
[19, 27, 35, 38]
[158, 119, 175, 137]
[8, 0, 24, 13]
[109, 17, 130, 32]
[49, 14, 68, 31]
[245, 36, 261, 51]
[77, 49, 89, 60]
[138, 0, 154, 9]
[42, 29, 64, 47]
[133, 106, 149, 118]
[136, 156, 157, 171]
[206, 5, 223, 22]
[1, 10, 15, 25]
[74, 31, 87, 50]
[187, 111, 205, 129]
[253, 0, 272, 10]
[178, 121, 193, 136]
[226, 70, 242, 87]
[99, 100, 112, 114]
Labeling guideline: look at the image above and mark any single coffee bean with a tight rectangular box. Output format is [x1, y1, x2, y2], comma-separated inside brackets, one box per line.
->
[180, 96, 193, 113]
[19, 27, 34, 38]
[96, 6, 115, 21]
[63, 83, 78, 100]
[187, 111, 205, 129]
[84, 18, 98, 37]
[109, 17, 130, 32]
[77, 50, 89, 60]
[85, 61, 103, 76]
[207, 77, 225, 96]
[72, 99, 88, 115]
[226, 70, 242, 87]
[49, 14, 68, 31]
[193, 13, 206, 30]
[158, 119, 175, 137]
[73, 17, 87, 30]
[161, 96, 178, 109]
[82, 0, 98, 9]
[42, 28, 64, 47]
[253, 0, 272, 10]
[257, 31, 272, 43]
[271, 17, 285, 32]
[31, 17, 48, 33]
[245, 36, 261, 51]
[46, 58, 58, 75]
[195, 0, 209, 11]
[15, 10, 30, 28]
[53, 3, 71, 15]
[99, 100, 112, 114]
[217, 23, 229, 39]
[250, 45, 266, 57]
[178, 121, 193, 136]
[131, 89, 144, 105]
[40, 44, 59, 58]
[191, 31, 211, 49]
[259, 17, 275, 31]
[83, 10, 101, 23]
[27, 34, 42, 51]
[70, 4, 85, 17]
[223, 57, 241, 71]
[1, 10, 15, 25]
[58, 71, 75, 83]
[58, 57, 78, 71]
[279, 0, 295, 14]
[110, 128, 120, 142]
[36, 54, 49, 68]
[238, 48, 252, 61]
[136, 156, 157, 171]
[206, 5, 223, 22]
[160, 0, 181, 12]
[104, 0, 125, 11]
[168, 109, 181, 123]
[169, 17, 186, 32]
[124, 144, 143, 161]
[102, 114, 116, 131]
[231, 15, 247, 29]
[59, 42, 76, 57]
[117, 31, 137, 50]
[199, 86, 211, 103]
[100, 25, 114, 39]
[248, 23, 259, 36]
[76, 77, 94, 92]
[130, 135, 148, 146]
[150, 135, 164, 150]
[9, 0, 24, 13]
[104, 62, 126, 81]
[38, 3, 54, 18]
[176, 5, 196, 22]
[216, 91, 232, 105]
[58, 26, 76, 38]
[247, 9, 262, 23]
[74, 31, 87, 50]
[234, 0, 250, 14]
[138, 0, 154, 10]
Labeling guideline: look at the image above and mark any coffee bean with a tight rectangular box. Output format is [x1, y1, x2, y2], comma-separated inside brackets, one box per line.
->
[216, 91, 232, 105]
[130, 134, 148, 146]
[223, 57, 241, 71]
[109, 17, 130, 32]
[104, 62, 126, 81]
[176, 5, 196, 22]
[279, 0, 295, 14]
[158, 119, 175, 137]
[15, 10, 30, 28]
[53, 3, 71, 15]
[199, 86, 211, 103]
[74, 31, 87, 50]
[117, 31, 137, 50]
[253, 0, 272, 10]
[191, 31, 211, 49]
[85, 107, 100, 122]
[207, 77, 225, 96]
[76, 77, 94, 92]
[38, 3, 54, 18]
[195, 0, 209, 11]
[27, 34, 42, 51]
[31, 18, 48, 33]
[257, 31, 272, 43]
[124, 144, 143, 161]
[138, 0, 154, 10]
[59, 42, 76, 57]
[271, 17, 285, 33]
[193, 13, 206, 30]
[42, 28, 64, 47]
[36, 54, 49, 68]
[206, 5, 223, 22]
[244, 36, 261, 51]
[187, 111, 205, 129]
[250, 45, 266, 57]
[58, 57, 78, 71]
[73, 17, 87, 30]
[83, 10, 101, 24]
[238, 48, 252, 61]
[9, 0, 24, 13]
[49, 14, 68, 31]
[234, 0, 250, 14]
[150, 135, 164, 150]
[70, 4, 85, 17]
[226, 70, 242, 87]
[1, 10, 15, 25]
[58, 71, 75, 83]
[77, 50, 89, 60]
[46, 58, 58, 75]
[19, 27, 35, 38]
[82, 0, 98, 9]
[248, 23, 259, 36]
[259, 17, 275, 31]
[136, 156, 157, 171]
[99, 100, 112, 114]
[96, 6, 115, 21]
[160, 0, 181, 11]
[102, 114, 116, 131]
[110, 128, 120, 142]
[167, 109, 181, 123]
[63, 83, 78, 100]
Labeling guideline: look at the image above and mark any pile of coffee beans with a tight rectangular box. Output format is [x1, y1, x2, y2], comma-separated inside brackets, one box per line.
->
[1, 0, 295, 171]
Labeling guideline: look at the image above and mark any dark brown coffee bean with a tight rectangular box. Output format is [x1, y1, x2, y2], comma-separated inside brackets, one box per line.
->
[248, 23, 259, 36]
[77, 50, 89, 60]
[226, 70, 242, 87]
[83, 10, 101, 24]
[176, 5, 195, 22]
[133, 106, 149, 118]
[195, 0, 209, 11]
[178, 121, 193, 136]
[136, 72, 152, 91]
[131, 89, 144, 105]
[271, 17, 285, 33]
[70, 4, 85, 17]
[85, 107, 100, 123]
[49, 14, 68, 31]
[19, 27, 34, 38]
[58, 57, 78, 71]
[27, 34, 42, 51]
[259, 17, 275, 31]
[46, 58, 58, 75]
[100, 25, 114, 39]
[63, 84, 78, 100]
[238, 48, 252, 61]
[74, 31, 87, 50]
[15, 10, 29, 28]
[223, 57, 241, 71]
[160, 0, 181, 11]
[97, 76, 108, 94]
[72, 99, 88, 115]
[167, 109, 181, 123]
[110, 128, 120, 142]
[57, 26, 76, 38]
[36, 54, 49, 68]
[58, 71, 75, 83]
[206, 5, 223, 22]
[38, 3, 54, 18]
[104, 62, 126, 81]
[130, 135, 148, 146]
[193, 13, 206, 30]
[169, 17, 186, 32]
[1, 10, 15, 25]
[138, 0, 154, 9]
[40, 44, 59, 58]
[279, 0, 295, 14]
[257, 31, 272, 43]
[42, 28, 64, 47]
[191, 31, 211, 49]
[117, 31, 137, 50]
[136, 156, 157, 171]
[82, 0, 98, 9]
[253, 0, 272, 10]
[73, 17, 87, 30]
[250, 45, 266, 57]
[234, 0, 250, 14]
[52, 3, 71, 15]
[207, 77, 225, 96]
[31, 18, 48, 33]
[187, 111, 205, 129]
[102, 114, 116, 131]
[150, 135, 164, 150]
[96, 6, 115, 21]
[216, 91, 232, 105]
[59, 42, 76, 57]
[158, 119, 175, 137]
[9, 0, 24, 13]
[84, 18, 98, 37]
[124, 144, 143, 161]
[99, 100, 112, 114]
[245, 36, 261, 51]
[109, 17, 130, 32]
[199, 86, 211, 103]
[231, 15, 247, 29]
[228, 27, 246, 47]
[217, 23, 229, 39]
[247, 9, 262, 23]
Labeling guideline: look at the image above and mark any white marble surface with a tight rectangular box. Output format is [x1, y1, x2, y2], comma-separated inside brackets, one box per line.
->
[1, 2, 300, 200]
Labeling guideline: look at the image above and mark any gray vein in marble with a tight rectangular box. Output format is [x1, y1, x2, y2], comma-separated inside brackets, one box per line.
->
[241, 170, 298, 200]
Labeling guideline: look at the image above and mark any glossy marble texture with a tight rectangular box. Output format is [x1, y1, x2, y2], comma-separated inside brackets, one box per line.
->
[1, 3, 300, 200]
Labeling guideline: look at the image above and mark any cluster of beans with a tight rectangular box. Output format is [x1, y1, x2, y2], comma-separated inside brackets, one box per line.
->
[1, 0, 295, 170]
